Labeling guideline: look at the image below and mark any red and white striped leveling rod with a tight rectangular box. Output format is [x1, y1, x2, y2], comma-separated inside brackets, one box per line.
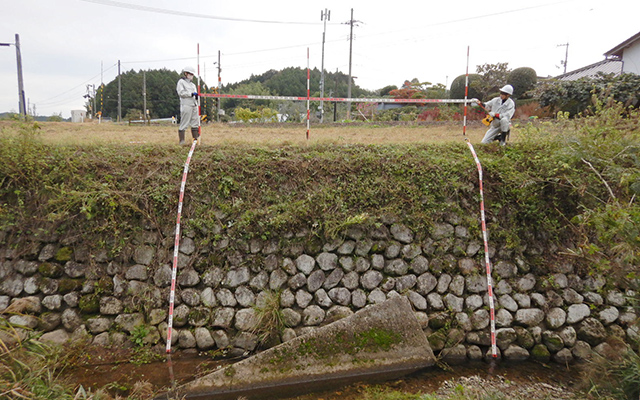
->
[465, 140, 498, 358]
[462, 46, 497, 358]
[166, 139, 198, 353]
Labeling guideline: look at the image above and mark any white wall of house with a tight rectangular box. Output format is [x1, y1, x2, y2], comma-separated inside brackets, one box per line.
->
[622, 41, 640, 74]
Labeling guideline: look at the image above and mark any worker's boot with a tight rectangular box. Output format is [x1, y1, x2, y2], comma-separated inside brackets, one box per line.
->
[499, 130, 510, 146]
[191, 127, 200, 143]
[178, 130, 186, 145]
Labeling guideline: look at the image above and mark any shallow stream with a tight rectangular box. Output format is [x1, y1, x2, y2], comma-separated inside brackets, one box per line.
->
[62, 349, 582, 399]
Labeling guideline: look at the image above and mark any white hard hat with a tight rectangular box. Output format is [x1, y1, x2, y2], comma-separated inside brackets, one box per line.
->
[182, 66, 196, 75]
[499, 84, 514, 95]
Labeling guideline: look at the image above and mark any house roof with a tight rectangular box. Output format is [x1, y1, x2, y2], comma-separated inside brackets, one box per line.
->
[555, 59, 623, 81]
[604, 30, 640, 58]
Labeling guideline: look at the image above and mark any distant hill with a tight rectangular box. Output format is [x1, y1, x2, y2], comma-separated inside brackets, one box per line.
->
[0, 112, 69, 122]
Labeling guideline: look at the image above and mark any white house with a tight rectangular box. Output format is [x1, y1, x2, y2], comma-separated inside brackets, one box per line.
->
[556, 31, 640, 81]
[604, 30, 640, 75]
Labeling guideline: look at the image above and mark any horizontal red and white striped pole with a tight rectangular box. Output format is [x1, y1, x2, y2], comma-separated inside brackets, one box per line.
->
[200, 93, 466, 104]
[166, 139, 198, 354]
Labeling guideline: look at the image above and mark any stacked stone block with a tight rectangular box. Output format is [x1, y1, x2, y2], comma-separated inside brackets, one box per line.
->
[0, 217, 638, 364]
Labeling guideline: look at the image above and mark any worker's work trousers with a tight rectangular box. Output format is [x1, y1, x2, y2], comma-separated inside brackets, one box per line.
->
[179, 104, 200, 131]
[481, 117, 511, 143]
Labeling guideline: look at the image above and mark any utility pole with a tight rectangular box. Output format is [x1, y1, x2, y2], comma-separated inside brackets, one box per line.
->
[1, 34, 27, 118]
[217, 50, 221, 122]
[15, 34, 26, 118]
[84, 84, 95, 118]
[143, 70, 147, 123]
[320, 8, 330, 123]
[345, 9, 360, 120]
[118, 60, 122, 122]
[117, 60, 121, 122]
[334, 68, 339, 122]
[99, 61, 103, 123]
[558, 43, 569, 74]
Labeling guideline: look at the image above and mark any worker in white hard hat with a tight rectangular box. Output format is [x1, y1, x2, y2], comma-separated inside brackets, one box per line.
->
[476, 84, 516, 146]
[176, 66, 200, 145]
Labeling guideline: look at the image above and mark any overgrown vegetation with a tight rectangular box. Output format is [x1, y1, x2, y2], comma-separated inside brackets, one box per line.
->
[538, 72, 640, 116]
[0, 319, 72, 399]
[0, 103, 639, 398]
[251, 290, 286, 344]
[1, 106, 639, 275]
[580, 344, 640, 400]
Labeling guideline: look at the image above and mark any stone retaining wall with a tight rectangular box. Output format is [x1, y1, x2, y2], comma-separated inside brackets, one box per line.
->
[1, 217, 638, 365]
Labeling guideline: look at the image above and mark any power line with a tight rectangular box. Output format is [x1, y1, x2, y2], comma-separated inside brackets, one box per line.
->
[38, 63, 117, 105]
[358, 0, 578, 40]
[81, 0, 326, 25]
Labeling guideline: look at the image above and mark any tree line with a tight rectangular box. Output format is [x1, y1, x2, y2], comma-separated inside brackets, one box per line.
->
[89, 64, 639, 121]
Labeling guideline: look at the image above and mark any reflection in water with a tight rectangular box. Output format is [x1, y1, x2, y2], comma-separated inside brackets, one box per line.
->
[62, 351, 580, 400]
[167, 354, 176, 391]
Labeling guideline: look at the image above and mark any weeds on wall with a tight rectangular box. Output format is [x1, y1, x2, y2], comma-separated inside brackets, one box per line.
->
[0, 318, 72, 399]
[1, 110, 639, 273]
[251, 290, 285, 344]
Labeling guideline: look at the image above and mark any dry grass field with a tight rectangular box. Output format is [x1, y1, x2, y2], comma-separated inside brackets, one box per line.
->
[0, 120, 497, 146]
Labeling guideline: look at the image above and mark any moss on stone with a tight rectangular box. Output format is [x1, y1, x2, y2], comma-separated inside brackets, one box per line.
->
[544, 335, 564, 352]
[268, 327, 402, 369]
[38, 262, 64, 278]
[428, 331, 446, 351]
[531, 344, 551, 363]
[58, 278, 83, 294]
[188, 308, 210, 324]
[54, 247, 73, 263]
[304, 237, 323, 255]
[78, 293, 100, 314]
[370, 241, 387, 253]
[95, 276, 114, 295]
[428, 312, 450, 330]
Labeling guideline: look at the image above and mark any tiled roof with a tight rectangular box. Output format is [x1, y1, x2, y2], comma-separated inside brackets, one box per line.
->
[555, 59, 623, 81]
[604, 31, 640, 58]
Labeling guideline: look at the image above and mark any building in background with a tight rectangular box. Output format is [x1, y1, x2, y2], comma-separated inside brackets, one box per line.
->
[556, 30, 640, 81]
[71, 109, 86, 123]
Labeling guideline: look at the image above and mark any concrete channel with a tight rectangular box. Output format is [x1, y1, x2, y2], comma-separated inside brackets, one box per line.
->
[157, 296, 435, 399]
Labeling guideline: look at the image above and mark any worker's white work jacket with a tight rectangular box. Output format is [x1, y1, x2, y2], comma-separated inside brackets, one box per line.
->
[176, 78, 198, 107]
[485, 97, 515, 121]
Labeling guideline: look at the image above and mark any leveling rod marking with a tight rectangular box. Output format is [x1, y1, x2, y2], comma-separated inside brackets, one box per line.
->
[201, 93, 467, 104]
[465, 140, 498, 358]
[166, 139, 198, 354]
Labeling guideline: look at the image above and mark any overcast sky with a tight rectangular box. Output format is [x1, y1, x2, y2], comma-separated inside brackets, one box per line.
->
[2, 0, 639, 118]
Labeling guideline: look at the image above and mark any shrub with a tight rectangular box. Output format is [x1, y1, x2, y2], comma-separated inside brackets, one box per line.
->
[539, 72, 640, 116]
[449, 74, 482, 100]
[507, 67, 537, 98]
[513, 101, 554, 119]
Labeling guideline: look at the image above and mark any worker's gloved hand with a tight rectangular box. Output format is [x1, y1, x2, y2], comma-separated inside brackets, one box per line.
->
[192, 92, 199, 100]
[489, 112, 495, 117]
[495, 113, 500, 119]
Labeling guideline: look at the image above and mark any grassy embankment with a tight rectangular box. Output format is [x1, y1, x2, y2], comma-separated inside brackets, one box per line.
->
[0, 109, 639, 399]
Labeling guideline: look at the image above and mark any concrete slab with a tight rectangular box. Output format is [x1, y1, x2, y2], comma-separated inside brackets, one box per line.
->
[165, 295, 435, 399]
